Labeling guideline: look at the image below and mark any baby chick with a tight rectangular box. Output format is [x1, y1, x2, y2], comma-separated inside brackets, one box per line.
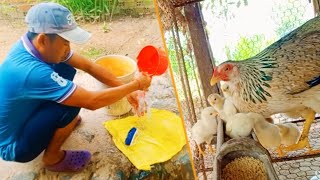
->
[191, 107, 218, 156]
[221, 82, 231, 98]
[207, 93, 237, 122]
[220, 83, 274, 124]
[250, 112, 283, 155]
[276, 123, 301, 146]
[225, 113, 255, 138]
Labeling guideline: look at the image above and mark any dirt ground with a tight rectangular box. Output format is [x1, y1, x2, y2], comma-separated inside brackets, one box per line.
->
[0, 9, 195, 179]
[0, 15, 163, 62]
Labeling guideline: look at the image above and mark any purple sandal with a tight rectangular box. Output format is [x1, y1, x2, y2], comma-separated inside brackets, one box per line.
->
[45, 150, 91, 172]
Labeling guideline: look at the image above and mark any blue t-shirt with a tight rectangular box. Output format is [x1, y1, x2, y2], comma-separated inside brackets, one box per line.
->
[0, 38, 76, 160]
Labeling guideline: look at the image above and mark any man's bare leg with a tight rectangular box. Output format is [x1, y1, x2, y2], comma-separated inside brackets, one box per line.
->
[42, 115, 80, 166]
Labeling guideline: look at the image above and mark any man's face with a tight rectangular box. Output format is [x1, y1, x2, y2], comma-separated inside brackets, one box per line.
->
[42, 35, 70, 64]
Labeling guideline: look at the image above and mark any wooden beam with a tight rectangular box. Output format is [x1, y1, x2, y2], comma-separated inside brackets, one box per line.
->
[172, 0, 204, 7]
[184, 3, 220, 104]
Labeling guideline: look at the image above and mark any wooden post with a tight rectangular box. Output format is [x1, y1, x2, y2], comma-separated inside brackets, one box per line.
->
[313, 0, 320, 16]
[184, 3, 220, 104]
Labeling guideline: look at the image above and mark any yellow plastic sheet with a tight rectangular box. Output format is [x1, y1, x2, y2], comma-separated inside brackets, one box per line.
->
[104, 108, 186, 170]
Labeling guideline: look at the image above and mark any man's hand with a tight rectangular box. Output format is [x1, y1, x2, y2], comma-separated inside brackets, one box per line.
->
[127, 90, 146, 116]
[129, 73, 151, 116]
[134, 72, 151, 91]
[127, 91, 139, 112]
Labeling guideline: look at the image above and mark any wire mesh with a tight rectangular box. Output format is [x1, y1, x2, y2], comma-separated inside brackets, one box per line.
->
[202, 0, 314, 65]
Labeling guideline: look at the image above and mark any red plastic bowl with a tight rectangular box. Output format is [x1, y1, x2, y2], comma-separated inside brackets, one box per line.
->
[137, 45, 168, 76]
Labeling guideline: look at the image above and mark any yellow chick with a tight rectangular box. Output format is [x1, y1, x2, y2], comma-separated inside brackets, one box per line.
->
[225, 113, 255, 138]
[207, 93, 237, 123]
[221, 82, 231, 98]
[276, 123, 301, 146]
[222, 82, 276, 124]
[250, 112, 282, 149]
[191, 107, 218, 156]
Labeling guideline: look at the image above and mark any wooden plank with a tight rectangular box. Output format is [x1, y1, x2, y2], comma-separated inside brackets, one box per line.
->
[212, 117, 224, 180]
[184, 3, 220, 105]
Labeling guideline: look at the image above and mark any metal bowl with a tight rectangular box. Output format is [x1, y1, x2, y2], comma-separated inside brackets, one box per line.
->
[216, 137, 279, 180]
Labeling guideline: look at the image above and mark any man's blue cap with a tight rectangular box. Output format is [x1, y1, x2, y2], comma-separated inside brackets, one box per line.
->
[25, 2, 91, 44]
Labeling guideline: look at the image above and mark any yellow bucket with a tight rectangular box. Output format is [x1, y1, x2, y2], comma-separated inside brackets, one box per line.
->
[95, 55, 137, 116]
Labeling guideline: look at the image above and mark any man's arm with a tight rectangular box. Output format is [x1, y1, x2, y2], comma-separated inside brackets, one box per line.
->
[65, 52, 149, 112]
[61, 79, 140, 110]
[67, 52, 123, 87]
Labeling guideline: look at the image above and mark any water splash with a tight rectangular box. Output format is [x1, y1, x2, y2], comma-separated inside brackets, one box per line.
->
[134, 91, 158, 130]
[136, 91, 155, 119]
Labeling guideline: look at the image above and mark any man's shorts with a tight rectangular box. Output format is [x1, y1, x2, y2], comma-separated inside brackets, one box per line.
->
[14, 63, 81, 162]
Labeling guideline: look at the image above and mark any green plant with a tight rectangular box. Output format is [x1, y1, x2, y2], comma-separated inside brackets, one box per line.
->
[50, 0, 117, 22]
[0, 3, 16, 15]
[205, 0, 250, 20]
[80, 47, 106, 60]
[225, 34, 275, 61]
[166, 37, 179, 74]
[102, 21, 111, 33]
